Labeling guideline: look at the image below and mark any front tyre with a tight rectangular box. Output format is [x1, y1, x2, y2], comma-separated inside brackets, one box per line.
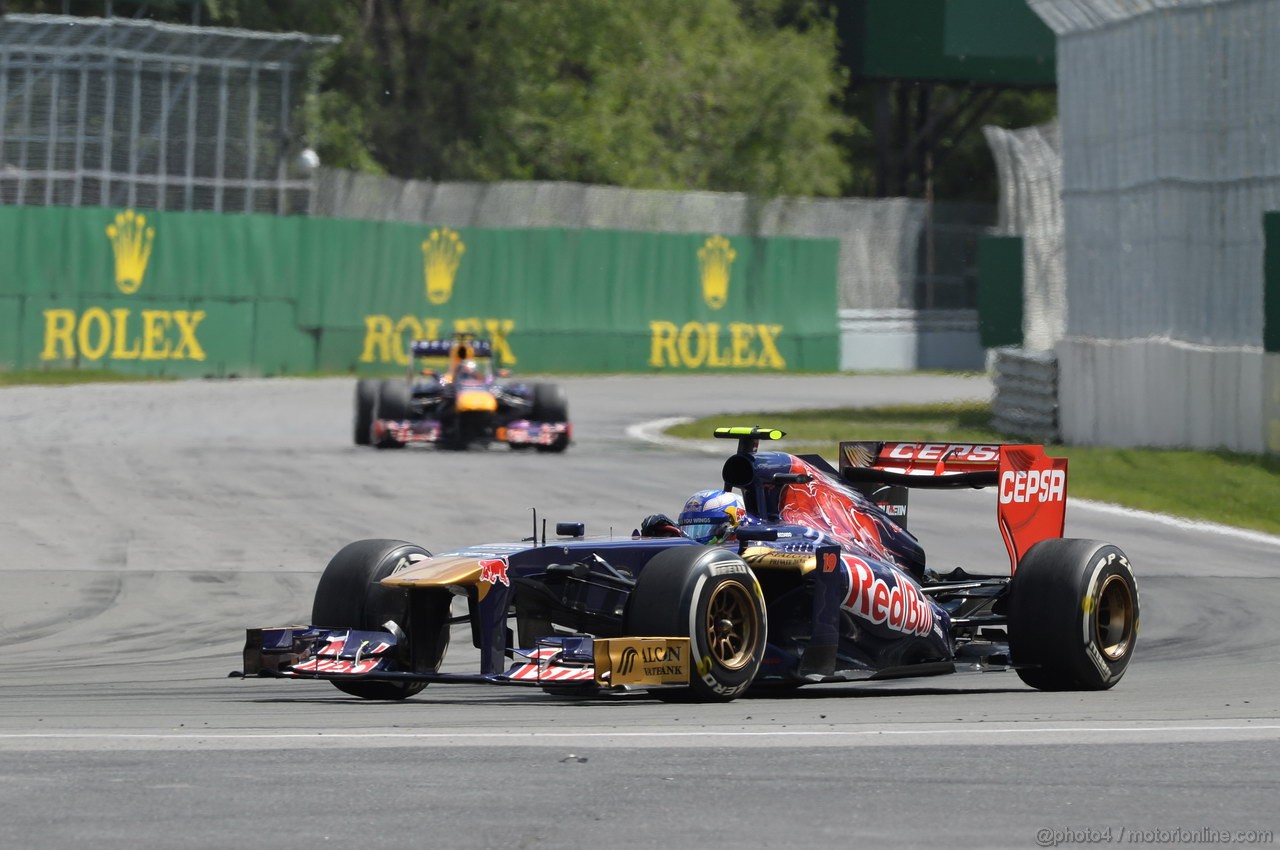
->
[625, 546, 766, 702]
[531, 383, 570, 453]
[373, 381, 411, 449]
[1008, 538, 1139, 691]
[353, 379, 378, 446]
[311, 539, 445, 700]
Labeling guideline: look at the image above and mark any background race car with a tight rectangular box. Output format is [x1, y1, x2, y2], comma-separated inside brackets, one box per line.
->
[353, 334, 571, 452]
[243, 427, 1138, 702]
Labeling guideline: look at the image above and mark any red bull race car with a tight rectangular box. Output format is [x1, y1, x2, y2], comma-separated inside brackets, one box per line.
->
[353, 334, 571, 452]
[242, 427, 1138, 702]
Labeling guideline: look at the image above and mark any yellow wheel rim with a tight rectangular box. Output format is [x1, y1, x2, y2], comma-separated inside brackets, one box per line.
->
[1095, 574, 1135, 661]
[705, 580, 756, 671]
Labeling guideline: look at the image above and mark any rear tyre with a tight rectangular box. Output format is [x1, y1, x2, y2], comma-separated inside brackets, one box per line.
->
[353, 379, 378, 446]
[373, 380, 411, 449]
[311, 539, 446, 700]
[1008, 538, 1139, 691]
[625, 546, 766, 702]
[531, 383, 570, 453]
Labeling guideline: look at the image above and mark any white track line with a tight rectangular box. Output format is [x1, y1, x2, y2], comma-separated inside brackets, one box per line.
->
[2, 724, 1279, 741]
[625, 416, 716, 453]
[1069, 499, 1280, 547]
[625, 416, 1280, 548]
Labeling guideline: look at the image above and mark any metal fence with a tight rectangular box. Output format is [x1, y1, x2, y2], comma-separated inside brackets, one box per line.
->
[984, 121, 1064, 353]
[1027, 0, 1279, 451]
[0, 14, 336, 213]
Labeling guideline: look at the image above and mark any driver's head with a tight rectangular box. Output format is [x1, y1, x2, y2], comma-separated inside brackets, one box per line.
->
[678, 489, 746, 544]
[457, 359, 478, 379]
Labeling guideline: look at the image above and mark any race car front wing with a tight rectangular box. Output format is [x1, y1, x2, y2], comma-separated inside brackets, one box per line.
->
[371, 418, 570, 447]
[239, 627, 689, 692]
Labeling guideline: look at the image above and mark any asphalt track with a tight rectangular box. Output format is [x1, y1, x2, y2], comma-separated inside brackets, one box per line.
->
[1, 374, 1277, 849]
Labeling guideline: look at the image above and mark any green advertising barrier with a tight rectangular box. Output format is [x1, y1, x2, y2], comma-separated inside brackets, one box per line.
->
[0, 207, 318, 377]
[0, 205, 839, 375]
[1265, 212, 1280, 355]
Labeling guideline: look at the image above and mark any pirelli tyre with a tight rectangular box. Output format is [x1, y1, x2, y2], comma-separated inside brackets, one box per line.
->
[372, 380, 411, 449]
[624, 545, 766, 703]
[530, 383, 570, 453]
[353, 379, 378, 446]
[1008, 538, 1139, 691]
[311, 539, 449, 700]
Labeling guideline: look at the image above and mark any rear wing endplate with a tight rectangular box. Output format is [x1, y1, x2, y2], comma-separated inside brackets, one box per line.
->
[839, 441, 1068, 574]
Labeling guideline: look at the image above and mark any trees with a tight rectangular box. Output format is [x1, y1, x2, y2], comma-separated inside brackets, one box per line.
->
[307, 0, 852, 197]
[6, 0, 1052, 201]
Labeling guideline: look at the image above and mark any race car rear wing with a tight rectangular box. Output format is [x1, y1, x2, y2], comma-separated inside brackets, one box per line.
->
[411, 337, 493, 359]
[839, 442, 1068, 574]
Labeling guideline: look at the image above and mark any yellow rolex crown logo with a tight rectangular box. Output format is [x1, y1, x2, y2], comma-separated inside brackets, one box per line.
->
[105, 209, 155, 295]
[698, 234, 736, 310]
[422, 227, 466, 305]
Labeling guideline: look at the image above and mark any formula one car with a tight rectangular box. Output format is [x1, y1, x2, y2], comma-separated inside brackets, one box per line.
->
[242, 427, 1138, 702]
[353, 334, 571, 452]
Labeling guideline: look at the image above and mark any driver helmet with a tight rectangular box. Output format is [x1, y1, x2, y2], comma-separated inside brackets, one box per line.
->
[678, 489, 747, 544]
[456, 359, 479, 380]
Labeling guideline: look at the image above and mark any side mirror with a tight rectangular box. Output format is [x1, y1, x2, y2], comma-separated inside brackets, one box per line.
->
[556, 522, 585, 538]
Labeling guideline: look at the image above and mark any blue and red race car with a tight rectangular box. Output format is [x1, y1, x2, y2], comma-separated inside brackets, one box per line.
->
[242, 427, 1138, 701]
[353, 334, 571, 452]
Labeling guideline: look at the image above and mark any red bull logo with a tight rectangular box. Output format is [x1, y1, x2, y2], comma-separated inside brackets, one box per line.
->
[843, 556, 933, 637]
[478, 558, 510, 587]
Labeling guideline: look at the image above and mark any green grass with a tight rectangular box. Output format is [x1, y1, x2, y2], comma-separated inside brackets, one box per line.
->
[670, 402, 1280, 536]
[0, 369, 177, 386]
